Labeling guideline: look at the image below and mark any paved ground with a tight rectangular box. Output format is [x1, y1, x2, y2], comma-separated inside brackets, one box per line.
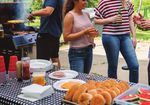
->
[59, 38, 150, 85]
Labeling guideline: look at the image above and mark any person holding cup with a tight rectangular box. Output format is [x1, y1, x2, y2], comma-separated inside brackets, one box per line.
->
[134, 14, 150, 85]
[63, 0, 98, 73]
[94, 0, 139, 83]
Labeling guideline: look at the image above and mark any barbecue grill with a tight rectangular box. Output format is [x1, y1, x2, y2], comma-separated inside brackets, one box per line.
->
[0, 1, 38, 71]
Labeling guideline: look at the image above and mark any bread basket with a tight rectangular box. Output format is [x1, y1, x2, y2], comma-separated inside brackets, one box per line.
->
[62, 98, 78, 105]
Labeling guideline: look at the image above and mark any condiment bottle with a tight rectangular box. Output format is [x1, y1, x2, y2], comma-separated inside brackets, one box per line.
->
[16, 61, 22, 81]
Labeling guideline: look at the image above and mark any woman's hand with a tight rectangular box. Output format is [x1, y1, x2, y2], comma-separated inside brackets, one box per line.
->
[133, 14, 143, 25]
[140, 19, 150, 29]
[84, 27, 99, 38]
[27, 13, 35, 21]
[109, 15, 122, 23]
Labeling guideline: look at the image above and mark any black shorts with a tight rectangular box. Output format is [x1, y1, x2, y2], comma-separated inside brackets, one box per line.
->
[36, 33, 60, 60]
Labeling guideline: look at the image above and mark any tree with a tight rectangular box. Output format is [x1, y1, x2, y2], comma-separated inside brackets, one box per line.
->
[31, 0, 42, 11]
[86, 0, 99, 8]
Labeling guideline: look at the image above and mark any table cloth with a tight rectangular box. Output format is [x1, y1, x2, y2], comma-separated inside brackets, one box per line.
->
[0, 72, 135, 105]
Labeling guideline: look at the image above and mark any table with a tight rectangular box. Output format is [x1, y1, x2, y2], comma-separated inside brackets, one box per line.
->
[0, 72, 135, 105]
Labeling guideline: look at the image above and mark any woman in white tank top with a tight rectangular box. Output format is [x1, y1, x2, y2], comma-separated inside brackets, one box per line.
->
[63, 0, 98, 73]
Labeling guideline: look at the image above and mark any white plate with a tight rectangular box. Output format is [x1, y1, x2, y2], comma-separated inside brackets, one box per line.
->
[30, 59, 53, 72]
[49, 70, 78, 80]
[53, 79, 85, 91]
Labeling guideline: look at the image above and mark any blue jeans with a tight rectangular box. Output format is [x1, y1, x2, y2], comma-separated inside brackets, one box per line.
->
[68, 45, 93, 74]
[102, 34, 139, 83]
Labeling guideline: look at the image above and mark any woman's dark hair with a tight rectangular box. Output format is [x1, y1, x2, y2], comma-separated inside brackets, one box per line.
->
[63, 0, 76, 17]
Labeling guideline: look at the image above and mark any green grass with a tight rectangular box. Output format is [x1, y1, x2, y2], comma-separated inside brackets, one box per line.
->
[136, 29, 150, 41]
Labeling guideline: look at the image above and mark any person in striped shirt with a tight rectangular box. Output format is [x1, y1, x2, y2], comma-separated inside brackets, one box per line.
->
[94, 0, 139, 83]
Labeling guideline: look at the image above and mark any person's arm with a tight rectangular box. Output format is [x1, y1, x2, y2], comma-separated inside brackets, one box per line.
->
[28, 6, 54, 20]
[31, 6, 54, 16]
[94, 15, 122, 25]
[63, 13, 98, 42]
[129, 15, 137, 47]
[63, 13, 86, 42]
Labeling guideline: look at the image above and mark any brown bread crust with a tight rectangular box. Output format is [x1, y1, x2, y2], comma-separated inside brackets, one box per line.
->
[90, 94, 106, 105]
[64, 84, 81, 101]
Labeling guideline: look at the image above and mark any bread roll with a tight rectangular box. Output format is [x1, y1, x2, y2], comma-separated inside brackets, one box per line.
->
[87, 80, 96, 85]
[78, 93, 93, 105]
[102, 81, 111, 88]
[110, 87, 120, 96]
[96, 88, 103, 94]
[86, 80, 96, 91]
[109, 79, 118, 87]
[100, 86, 108, 90]
[72, 84, 88, 103]
[100, 91, 112, 105]
[61, 81, 81, 90]
[87, 84, 96, 91]
[95, 81, 103, 88]
[105, 89, 117, 100]
[90, 94, 106, 105]
[116, 84, 124, 93]
[118, 82, 127, 92]
[65, 84, 81, 101]
[87, 89, 97, 96]
[119, 81, 130, 90]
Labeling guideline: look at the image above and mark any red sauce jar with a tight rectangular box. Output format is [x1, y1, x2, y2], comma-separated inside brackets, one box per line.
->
[21, 57, 30, 82]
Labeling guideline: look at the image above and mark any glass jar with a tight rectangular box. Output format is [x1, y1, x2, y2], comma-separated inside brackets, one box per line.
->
[21, 57, 30, 82]
[0, 24, 4, 38]
[52, 62, 59, 71]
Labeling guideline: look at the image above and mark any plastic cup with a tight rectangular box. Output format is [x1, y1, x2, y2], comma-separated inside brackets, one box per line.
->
[8, 56, 18, 71]
[32, 72, 46, 86]
[0, 56, 6, 84]
[0, 56, 6, 72]
[8, 56, 18, 79]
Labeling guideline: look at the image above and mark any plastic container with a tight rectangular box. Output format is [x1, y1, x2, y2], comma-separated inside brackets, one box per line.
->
[32, 72, 46, 86]
[114, 83, 150, 105]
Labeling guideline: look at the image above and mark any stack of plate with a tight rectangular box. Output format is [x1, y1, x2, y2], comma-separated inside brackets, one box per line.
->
[30, 59, 53, 72]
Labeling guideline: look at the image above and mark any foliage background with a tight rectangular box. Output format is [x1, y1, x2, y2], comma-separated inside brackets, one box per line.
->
[25, 0, 150, 41]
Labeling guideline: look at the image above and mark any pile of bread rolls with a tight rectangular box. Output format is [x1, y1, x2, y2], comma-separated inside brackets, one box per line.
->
[64, 79, 130, 105]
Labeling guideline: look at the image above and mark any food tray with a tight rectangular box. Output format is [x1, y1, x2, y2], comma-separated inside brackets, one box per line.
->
[61, 98, 78, 105]
[114, 83, 150, 105]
